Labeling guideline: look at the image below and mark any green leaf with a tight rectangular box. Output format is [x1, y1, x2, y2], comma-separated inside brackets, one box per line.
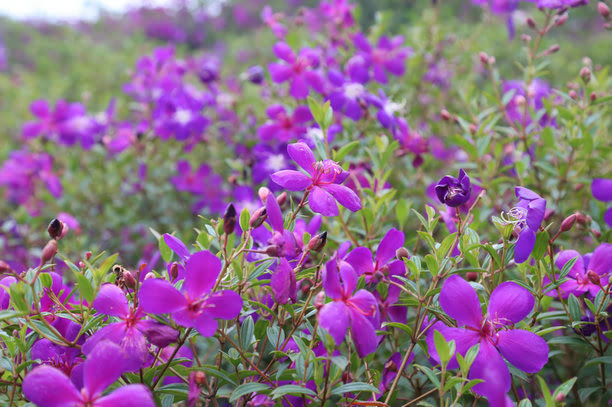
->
[531, 231, 549, 261]
[434, 330, 452, 368]
[334, 140, 360, 161]
[229, 383, 270, 403]
[537, 375, 554, 407]
[74, 273, 94, 304]
[583, 356, 612, 368]
[331, 382, 379, 396]
[39, 273, 53, 288]
[159, 235, 173, 263]
[239, 207, 250, 232]
[240, 316, 255, 350]
[567, 294, 582, 322]
[552, 376, 577, 401]
[271, 384, 316, 399]
[98, 253, 118, 278]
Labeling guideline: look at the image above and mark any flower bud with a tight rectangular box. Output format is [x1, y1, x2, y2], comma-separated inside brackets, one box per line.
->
[258, 187, 271, 203]
[396, 247, 410, 260]
[170, 262, 179, 280]
[466, 271, 478, 281]
[526, 17, 537, 29]
[580, 67, 591, 84]
[469, 123, 477, 135]
[440, 109, 451, 121]
[569, 90, 577, 99]
[598, 2, 611, 19]
[144, 272, 156, 280]
[249, 207, 267, 228]
[47, 218, 64, 240]
[307, 231, 327, 252]
[575, 212, 587, 225]
[546, 44, 560, 55]
[124, 270, 136, 290]
[591, 228, 601, 238]
[265, 245, 281, 257]
[245, 65, 265, 84]
[514, 95, 526, 107]
[521, 34, 531, 43]
[276, 192, 287, 206]
[193, 371, 206, 386]
[314, 291, 326, 310]
[479, 52, 489, 65]
[555, 392, 566, 402]
[85, 251, 92, 260]
[560, 214, 577, 233]
[78, 261, 85, 268]
[0, 260, 11, 274]
[590, 92, 597, 102]
[223, 204, 237, 235]
[41, 240, 58, 264]
[587, 269, 601, 286]
[554, 12, 568, 26]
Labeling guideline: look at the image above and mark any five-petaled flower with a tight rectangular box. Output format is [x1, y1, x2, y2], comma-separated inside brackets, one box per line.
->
[270, 142, 361, 216]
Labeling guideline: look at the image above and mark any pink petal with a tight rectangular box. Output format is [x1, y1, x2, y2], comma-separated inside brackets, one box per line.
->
[268, 63, 292, 83]
[184, 250, 221, 299]
[469, 340, 511, 399]
[84, 341, 126, 397]
[287, 142, 316, 174]
[439, 275, 482, 328]
[139, 279, 187, 315]
[163, 234, 190, 260]
[206, 290, 243, 320]
[23, 365, 82, 406]
[497, 329, 549, 373]
[194, 313, 218, 337]
[325, 184, 361, 212]
[345, 246, 375, 276]
[319, 301, 350, 345]
[309, 186, 339, 216]
[349, 306, 378, 357]
[93, 283, 129, 317]
[270, 170, 312, 191]
[96, 384, 155, 407]
[376, 228, 405, 265]
[290, 75, 309, 99]
[592, 178, 612, 201]
[488, 282, 534, 325]
[266, 192, 284, 233]
[322, 259, 343, 300]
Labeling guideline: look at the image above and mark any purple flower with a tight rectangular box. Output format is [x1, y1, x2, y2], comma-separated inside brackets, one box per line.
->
[352, 33, 411, 84]
[256, 105, 312, 142]
[428, 275, 548, 404]
[270, 142, 361, 217]
[378, 352, 413, 397]
[502, 79, 554, 127]
[139, 250, 243, 336]
[592, 178, 612, 228]
[435, 169, 472, 208]
[270, 258, 297, 305]
[504, 187, 547, 264]
[318, 259, 380, 357]
[366, 89, 404, 135]
[170, 160, 227, 214]
[543, 243, 612, 298]
[345, 228, 406, 284]
[263, 192, 299, 259]
[23, 341, 155, 407]
[268, 42, 325, 99]
[326, 69, 369, 121]
[261, 6, 287, 39]
[83, 283, 178, 371]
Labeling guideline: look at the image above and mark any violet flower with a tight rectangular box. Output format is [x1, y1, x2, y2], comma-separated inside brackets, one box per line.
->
[139, 250, 243, 336]
[592, 178, 612, 228]
[268, 42, 325, 99]
[326, 68, 369, 121]
[23, 341, 155, 407]
[352, 33, 411, 84]
[270, 142, 361, 217]
[428, 275, 548, 404]
[256, 104, 312, 142]
[264, 192, 298, 258]
[83, 283, 178, 371]
[543, 243, 612, 298]
[435, 169, 472, 208]
[318, 259, 380, 357]
[345, 228, 406, 284]
[270, 258, 297, 305]
[501, 187, 547, 264]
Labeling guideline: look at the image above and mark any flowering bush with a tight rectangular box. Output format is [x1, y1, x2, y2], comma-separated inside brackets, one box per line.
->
[0, 0, 611, 406]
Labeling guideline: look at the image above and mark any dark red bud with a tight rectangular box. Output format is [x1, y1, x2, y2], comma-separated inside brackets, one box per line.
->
[569, 90, 577, 99]
[521, 34, 532, 42]
[598, 2, 611, 19]
[466, 272, 478, 282]
[469, 124, 477, 135]
[223, 204, 237, 235]
[0, 260, 11, 274]
[546, 44, 560, 54]
[194, 371, 206, 386]
[590, 92, 597, 102]
[396, 247, 410, 260]
[575, 212, 587, 225]
[526, 17, 537, 29]
[441, 109, 451, 121]
[591, 228, 601, 238]
[124, 270, 136, 290]
[85, 251, 92, 260]
[249, 207, 267, 228]
[47, 218, 64, 240]
[41, 240, 58, 264]
[276, 192, 287, 206]
[307, 231, 327, 252]
[265, 245, 281, 257]
[554, 13, 568, 26]
[479, 52, 489, 65]
[560, 214, 577, 233]
[78, 261, 85, 268]
[587, 270, 601, 286]
[170, 263, 179, 280]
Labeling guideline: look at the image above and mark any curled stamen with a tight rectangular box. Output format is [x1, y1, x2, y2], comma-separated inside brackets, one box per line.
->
[498, 206, 528, 226]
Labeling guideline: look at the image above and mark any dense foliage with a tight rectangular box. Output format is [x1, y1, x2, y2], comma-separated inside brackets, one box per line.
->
[0, 0, 611, 406]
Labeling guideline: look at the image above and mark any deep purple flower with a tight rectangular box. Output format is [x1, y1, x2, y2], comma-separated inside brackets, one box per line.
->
[345, 228, 406, 284]
[318, 259, 380, 357]
[592, 178, 612, 228]
[152, 87, 210, 141]
[23, 341, 155, 407]
[326, 69, 370, 121]
[244, 65, 265, 84]
[543, 243, 612, 298]
[268, 42, 325, 99]
[428, 275, 548, 405]
[256, 105, 312, 142]
[270, 142, 361, 216]
[352, 33, 411, 84]
[504, 187, 547, 264]
[139, 250, 243, 336]
[435, 169, 472, 208]
[83, 283, 178, 371]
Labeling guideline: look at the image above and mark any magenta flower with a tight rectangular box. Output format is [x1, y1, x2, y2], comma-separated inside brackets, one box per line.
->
[428, 276, 548, 404]
[270, 142, 361, 216]
[83, 283, 178, 371]
[352, 33, 411, 84]
[256, 104, 312, 142]
[326, 69, 370, 121]
[345, 228, 406, 284]
[543, 243, 612, 298]
[23, 341, 155, 407]
[270, 258, 297, 305]
[264, 192, 298, 258]
[268, 42, 325, 99]
[261, 6, 287, 39]
[318, 259, 380, 357]
[592, 178, 612, 228]
[139, 250, 243, 336]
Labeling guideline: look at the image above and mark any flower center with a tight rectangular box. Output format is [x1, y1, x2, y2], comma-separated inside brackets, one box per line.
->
[499, 206, 528, 226]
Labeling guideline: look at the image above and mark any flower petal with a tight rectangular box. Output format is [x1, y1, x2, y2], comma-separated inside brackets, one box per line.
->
[345, 246, 374, 276]
[82, 322, 126, 355]
[96, 384, 155, 407]
[265, 192, 284, 233]
[514, 227, 536, 264]
[205, 290, 243, 320]
[194, 313, 218, 337]
[469, 340, 511, 399]
[592, 178, 612, 202]
[555, 250, 584, 278]
[271, 258, 295, 304]
[184, 250, 221, 299]
[309, 186, 339, 216]
[349, 289, 380, 328]
[497, 329, 549, 373]
[426, 325, 480, 370]
[488, 282, 534, 325]
[319, 302, 349, 345]
[324, 184, 361, 212]
[349, 307, 378, 358]
[287, 142, 316, 175]
[322, 259, 343, 300]
[376, 228, 405, 266]
[525, 198, 546, 230]
[163, 234, 190, 260]
[93, 284, 129, 318]
[270, 170, 312, 191]
[439, 275, 482, 328]
[589, 243, 612, 276]
[84, 341, 126, 397]
[139, 279, 187, 315]
[23, 365, 82, 407]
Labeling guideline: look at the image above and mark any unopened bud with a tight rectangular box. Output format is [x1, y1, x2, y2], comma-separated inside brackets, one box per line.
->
[47, 218, 64, 240]
[569, 90, 578, 99]
[170, 263, 179, 280]
[396, 247, 410, 260]
[314, 291, 326, 310]
[0, 260, 11, 274]
[575, 212, 587, 225]
[258, 187, 271, 203]
[554, 13, 568, 26]
[223, 204, 237, 235]
[124, 270, 136, 289]
[479, 52, 489, 65]
[440, 109, 451, 121]
[580, 67, 591, 84]
[591, 228, 601, 238]
[466, 271, 478, 282]
[488, 56, 496, 65]
[249, 207, 267, 228]
[590, 92, 597, 102]
[515, 95, 526, 106]
[276, 192, 287, 206]
[598, 2, 611, 19]
[521, 34, 531, 42]
[85, 251, 92, 260]
[265, 245, 281, 257]
[526, 17, 537, 29]
[546, 44, 560, 54]
[560, 214, 577, 233]
[41, 240, 58, 264]
[12, 329, 18, 337]
[194, 371, 206, 386]
[144, 272, 156, 280]
[308, 231, 327, 252]
[78, 261, 85, 268]
[554, 392, 565, 402]
[587, 269, 601, 286]
[469, 124, 477, 135]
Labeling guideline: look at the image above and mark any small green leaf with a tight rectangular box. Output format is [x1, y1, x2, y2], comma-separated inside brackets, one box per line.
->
[229, 383, 270, 403]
